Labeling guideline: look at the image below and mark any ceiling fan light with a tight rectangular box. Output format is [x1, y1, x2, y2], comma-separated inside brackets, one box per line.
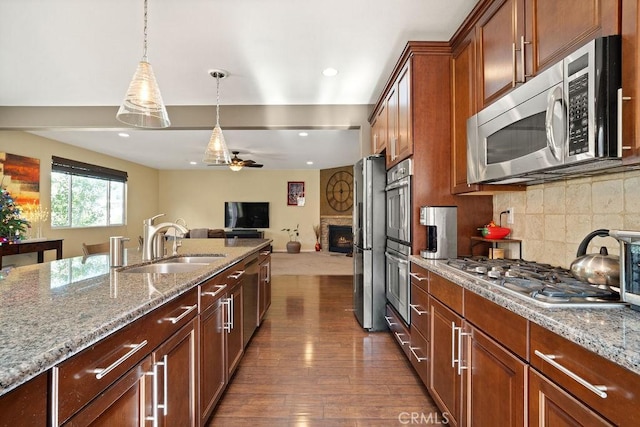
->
[116, 61, 170, 128]
[229, 164, 243, 172]
[203, 125, 232, 164]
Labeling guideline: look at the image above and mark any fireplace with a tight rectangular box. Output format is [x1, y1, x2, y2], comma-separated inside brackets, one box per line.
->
[328, 225, 353, 254]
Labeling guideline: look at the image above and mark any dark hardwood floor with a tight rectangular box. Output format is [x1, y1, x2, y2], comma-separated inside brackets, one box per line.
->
[207, 275, 438, 426]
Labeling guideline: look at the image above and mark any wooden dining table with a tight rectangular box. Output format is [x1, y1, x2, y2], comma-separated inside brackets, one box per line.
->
[0, 238, 63, 268]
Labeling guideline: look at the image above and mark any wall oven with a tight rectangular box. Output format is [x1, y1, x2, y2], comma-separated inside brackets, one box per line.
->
[467, 35, 622, 185]
[385, 158, 412, 324]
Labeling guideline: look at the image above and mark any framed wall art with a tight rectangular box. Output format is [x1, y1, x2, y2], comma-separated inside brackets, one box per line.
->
[287, 181, 305, 206]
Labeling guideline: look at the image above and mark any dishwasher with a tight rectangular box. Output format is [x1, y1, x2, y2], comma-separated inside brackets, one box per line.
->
[243, 253, 260, 348]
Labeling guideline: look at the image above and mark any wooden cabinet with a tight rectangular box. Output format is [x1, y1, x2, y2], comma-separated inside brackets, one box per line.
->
[395, 63, 412, 164]
[64, 356, 153, 426]
[530, 322, 640, 426]
[152, 318, 198, 427]
[258, 249, 271, 323]
[476, 0, 619, 109]
[371, 104, 387, 154]
[429, 297, 464, 427]
[409, 264, 429, 386]
[466, 327, 527, 426]
[226, 280, 244, 378]
[198, 278, 227, 426]
[385, 304, 411, 359]
[529, 369, 613, 426]
[0, 371, 49, 426]
[621, 0, 640, 162]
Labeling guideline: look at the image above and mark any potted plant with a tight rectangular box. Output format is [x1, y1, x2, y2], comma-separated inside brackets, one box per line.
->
[282, 224, 301, 253]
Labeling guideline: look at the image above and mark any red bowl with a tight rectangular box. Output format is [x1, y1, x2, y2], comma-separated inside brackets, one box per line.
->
[481, 226, 511, 239]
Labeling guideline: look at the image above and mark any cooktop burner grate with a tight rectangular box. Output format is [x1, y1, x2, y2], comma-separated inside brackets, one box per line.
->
[445, 257, 623, 307]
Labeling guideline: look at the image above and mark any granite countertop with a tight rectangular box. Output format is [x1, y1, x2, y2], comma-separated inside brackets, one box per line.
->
[0, 238, 271, 397]
[411, 256, 640, 377]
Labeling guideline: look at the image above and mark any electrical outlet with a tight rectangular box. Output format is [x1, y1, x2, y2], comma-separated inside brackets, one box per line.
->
[507, 207, 514, 224]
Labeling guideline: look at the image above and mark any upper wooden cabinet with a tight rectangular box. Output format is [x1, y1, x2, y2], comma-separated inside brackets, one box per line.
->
[371, 103, 387, 154]
[476, 0, 620, 109]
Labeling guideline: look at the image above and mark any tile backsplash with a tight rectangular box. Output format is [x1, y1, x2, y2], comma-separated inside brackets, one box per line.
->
[493, 169, 640, 268]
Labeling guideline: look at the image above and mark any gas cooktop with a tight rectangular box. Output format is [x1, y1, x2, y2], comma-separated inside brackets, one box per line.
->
[444, 257, 624, 308]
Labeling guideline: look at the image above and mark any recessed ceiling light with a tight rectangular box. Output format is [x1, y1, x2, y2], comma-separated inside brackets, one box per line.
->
[322, 68, 338, 77]
[189, 161, 197, 165]
[306, 161, 314, 165]
[299, 132, 308, 137]
[118, 132, 130, 138]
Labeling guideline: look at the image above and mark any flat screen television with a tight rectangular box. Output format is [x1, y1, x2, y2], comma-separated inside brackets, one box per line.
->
[224, 202, 270, 229]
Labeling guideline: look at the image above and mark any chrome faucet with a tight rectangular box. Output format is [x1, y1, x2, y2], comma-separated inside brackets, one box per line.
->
[142, 214, 189, 261]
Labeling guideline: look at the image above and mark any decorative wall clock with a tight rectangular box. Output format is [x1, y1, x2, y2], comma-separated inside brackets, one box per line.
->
[325, 170, 353, 212]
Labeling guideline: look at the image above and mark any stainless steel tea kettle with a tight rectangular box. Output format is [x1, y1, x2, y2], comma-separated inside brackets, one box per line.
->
[570, 229, 620, 286]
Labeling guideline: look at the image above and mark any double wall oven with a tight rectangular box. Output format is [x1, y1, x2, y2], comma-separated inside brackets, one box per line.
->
[385, 158, 412, 324]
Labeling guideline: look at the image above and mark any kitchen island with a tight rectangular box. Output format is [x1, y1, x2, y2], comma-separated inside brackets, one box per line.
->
[0, 238, 271, 413]
[409, 256, 640, 426]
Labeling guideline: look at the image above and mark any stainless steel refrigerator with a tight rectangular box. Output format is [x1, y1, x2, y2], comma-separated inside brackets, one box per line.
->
[353, 155, 387, 331]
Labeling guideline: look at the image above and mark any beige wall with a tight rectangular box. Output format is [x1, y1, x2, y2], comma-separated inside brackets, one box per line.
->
[158, 169, 320, 252]
[0, 131, 160, 265]
[493, 170, 640, 268]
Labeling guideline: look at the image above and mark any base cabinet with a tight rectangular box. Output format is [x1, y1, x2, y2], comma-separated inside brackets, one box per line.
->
[0, 372, 49, 426]
[258, 249, 271, 323]
[226, 281, 244, 379]
[529, 369, 612, 426]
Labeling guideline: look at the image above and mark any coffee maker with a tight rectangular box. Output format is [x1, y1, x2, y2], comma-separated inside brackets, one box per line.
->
[419, 206, 457, 259]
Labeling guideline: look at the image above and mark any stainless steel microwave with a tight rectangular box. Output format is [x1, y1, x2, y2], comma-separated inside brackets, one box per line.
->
[467, 35, 622, 185]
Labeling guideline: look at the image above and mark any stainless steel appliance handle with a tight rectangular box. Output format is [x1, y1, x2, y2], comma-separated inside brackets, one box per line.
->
[545, 85, 564, 161]
[384, 176, 410, 191]
[534, 350, 608, 398]
[385, 251, 408, 265]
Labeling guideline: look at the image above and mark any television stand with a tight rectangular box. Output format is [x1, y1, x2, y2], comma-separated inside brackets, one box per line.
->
[225, 229, 264, 239]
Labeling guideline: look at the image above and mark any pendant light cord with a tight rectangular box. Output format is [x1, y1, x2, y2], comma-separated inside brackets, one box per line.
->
[142, 0, 148, 61]
[216, 74, 221, 126]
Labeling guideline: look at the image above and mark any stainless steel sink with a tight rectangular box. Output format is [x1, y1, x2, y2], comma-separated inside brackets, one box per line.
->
[120, 262, 210, 274]
[159, 255, 225, 264]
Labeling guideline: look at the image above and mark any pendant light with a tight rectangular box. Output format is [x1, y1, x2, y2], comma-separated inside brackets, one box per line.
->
[116, 0, 171, 128]
[203, 70, 232, 165]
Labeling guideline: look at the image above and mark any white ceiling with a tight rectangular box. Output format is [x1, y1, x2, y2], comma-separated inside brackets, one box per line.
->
[0, 0, 478, 170]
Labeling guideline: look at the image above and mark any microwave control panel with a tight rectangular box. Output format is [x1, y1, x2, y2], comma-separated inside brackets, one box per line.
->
[568, 73, 589, 156]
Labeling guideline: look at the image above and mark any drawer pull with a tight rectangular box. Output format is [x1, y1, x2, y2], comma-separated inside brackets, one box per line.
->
[409, 272, 427, 282]
[409, 346, 427, 362]
[534, 350, 608, 398]
[384, 316, 396, 327]
[228, 270, 245, 279]
[260, 251, 270, 256]
[202, 284, 227, 298]
[165, 304, 198, 324]
[94, 340, 148, 380]
[394, 331, 409, 346]
[409, 304, 427, 315]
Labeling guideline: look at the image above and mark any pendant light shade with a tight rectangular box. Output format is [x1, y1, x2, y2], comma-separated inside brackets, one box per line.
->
[203, 70, 232, 165]
[116, 0, 170, 128]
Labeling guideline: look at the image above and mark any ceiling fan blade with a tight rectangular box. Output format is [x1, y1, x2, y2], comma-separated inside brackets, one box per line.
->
[246, 163, 263, 168]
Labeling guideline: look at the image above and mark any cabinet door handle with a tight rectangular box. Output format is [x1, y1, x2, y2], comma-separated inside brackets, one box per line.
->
[156, 355, 168, 416]
[451, 322, 458, 368]
[164, 304, 197, 324]
[457, 329, 471, 375]
[520, 36, 531, 80]
[394, 331, 409, 346]
[512, 42, 518, 88]
[409, 346, 427, 362]
[384, 316, 396, 327]
[409, 272, 428, 282]
[228, 270, 245, 280]
[145, 369, 157, 425]
[202, 284, 227, 298]
[94, 340, 148, 380]
[409, 304, 427, 315]
[534, 350, 608, 398]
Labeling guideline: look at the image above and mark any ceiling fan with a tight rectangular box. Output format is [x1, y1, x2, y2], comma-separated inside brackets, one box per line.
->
[211, 150, 264, 171]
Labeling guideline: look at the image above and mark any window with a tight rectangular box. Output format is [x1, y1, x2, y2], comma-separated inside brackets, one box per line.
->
[51, 156, 127, 228]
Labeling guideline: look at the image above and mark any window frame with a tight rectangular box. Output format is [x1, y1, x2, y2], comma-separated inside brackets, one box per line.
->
[51, 156, 128, 229]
